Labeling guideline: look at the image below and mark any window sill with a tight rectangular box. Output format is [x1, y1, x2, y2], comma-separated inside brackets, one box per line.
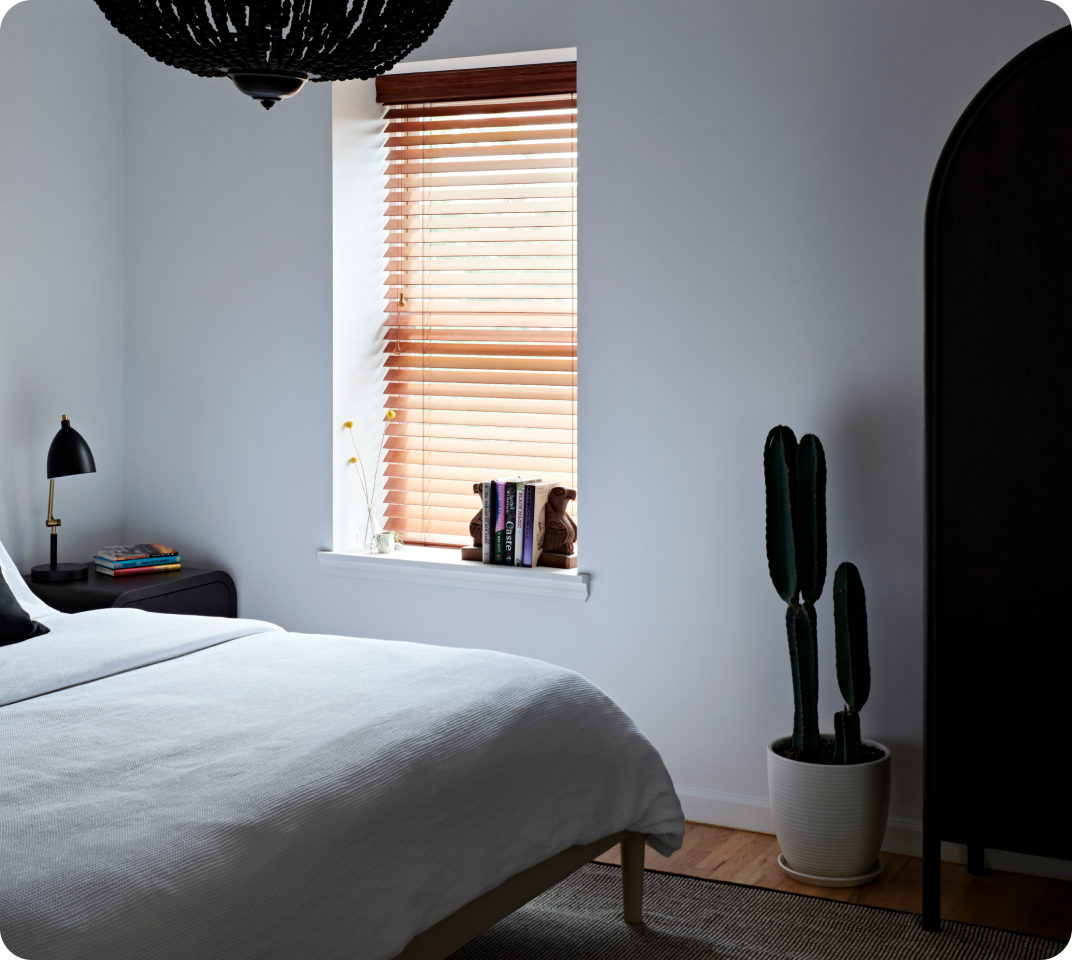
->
[317, 546, 589, 601]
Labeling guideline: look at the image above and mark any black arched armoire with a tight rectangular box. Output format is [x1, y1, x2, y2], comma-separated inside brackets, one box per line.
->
[924, 26, 1071, 930]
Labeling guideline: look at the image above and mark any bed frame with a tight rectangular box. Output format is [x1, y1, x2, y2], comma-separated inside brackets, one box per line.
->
[394, 831, 645, 960]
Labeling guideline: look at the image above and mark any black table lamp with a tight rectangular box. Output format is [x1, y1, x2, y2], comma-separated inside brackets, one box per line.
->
[30, 415, 97, 583]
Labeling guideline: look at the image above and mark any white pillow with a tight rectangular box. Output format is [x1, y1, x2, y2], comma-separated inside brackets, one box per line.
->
[0, 537, 59, 620]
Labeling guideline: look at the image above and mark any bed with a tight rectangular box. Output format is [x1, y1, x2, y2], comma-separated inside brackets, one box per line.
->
[0, 541, 684, 960]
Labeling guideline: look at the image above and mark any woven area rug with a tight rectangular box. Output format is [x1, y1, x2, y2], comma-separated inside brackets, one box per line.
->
[450, 863, 1067, 960]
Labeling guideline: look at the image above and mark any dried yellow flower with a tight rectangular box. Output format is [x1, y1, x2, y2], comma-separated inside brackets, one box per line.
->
[349, 457, 357, 464]
[343, 420, 353, 429]
[386, 410, 396, 420]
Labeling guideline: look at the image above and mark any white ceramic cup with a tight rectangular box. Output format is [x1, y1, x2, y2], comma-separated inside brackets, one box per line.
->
[372, 532, 394, 553]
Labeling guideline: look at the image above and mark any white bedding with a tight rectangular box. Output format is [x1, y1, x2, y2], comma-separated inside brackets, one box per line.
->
[0, 606, 684, 960]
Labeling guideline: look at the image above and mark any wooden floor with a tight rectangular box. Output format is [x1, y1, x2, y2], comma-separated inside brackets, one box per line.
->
[595, 822, 1072, 943]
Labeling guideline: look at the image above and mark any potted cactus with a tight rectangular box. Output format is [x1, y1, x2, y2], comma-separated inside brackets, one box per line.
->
[763, 426, 891, 887]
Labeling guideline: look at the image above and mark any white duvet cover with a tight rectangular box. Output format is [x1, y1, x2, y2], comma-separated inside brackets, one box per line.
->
[0, 607, 684, 960]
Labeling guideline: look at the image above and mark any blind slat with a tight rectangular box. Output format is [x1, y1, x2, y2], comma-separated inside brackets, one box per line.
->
[389, 409, 576, 429]
[384, 396, 576, 415]
[388, 243, 575, 259]
[386, 126, 576, 148]
[387, 228, 576, 244]
[385, 464, 576, 484]
[385, 370, 575, 389]
[386, 314, 575, 328]
[387, 259, 575, 272]
[385, 451, 576, 472]
[385, 298, 574, 315]
[384, 504, 482, 524]
[386, 114, 578, 135]
[389, 172, 578, 189]
[386, 491, 484, 508]
[387, 201, 575, 217]
[388, 157, 576, 176]
[389, 188, 575, 204]
[387, 422, 576, 442]
[385, 437, 575, 460]
[384, 97, 578, 119]
[385, 342, 575, 358]
[386, 212, 574, 228]
[387, 143, 576, 163]
[385, 382, 574, 401]
[386, 355, 575, 374]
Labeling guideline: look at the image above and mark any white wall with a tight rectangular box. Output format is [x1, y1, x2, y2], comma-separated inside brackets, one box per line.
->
[121, 43, 334, 617]
[0, 0, 125, 570]
[4, 0, 1067, 865]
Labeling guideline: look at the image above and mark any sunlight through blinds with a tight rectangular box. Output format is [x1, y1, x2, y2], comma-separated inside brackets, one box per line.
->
[378, 68, 577, 546]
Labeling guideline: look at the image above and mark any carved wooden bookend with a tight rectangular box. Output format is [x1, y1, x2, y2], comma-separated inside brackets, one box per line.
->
[538, 486, 578, 569]
[461, 482, 483, 560]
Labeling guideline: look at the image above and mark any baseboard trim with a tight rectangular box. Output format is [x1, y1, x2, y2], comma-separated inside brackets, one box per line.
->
[675, 785, 1072, 882]
[676, 785, 774, 835]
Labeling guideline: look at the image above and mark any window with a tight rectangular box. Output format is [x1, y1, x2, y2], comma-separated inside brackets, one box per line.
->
[376, 64, 577, 547]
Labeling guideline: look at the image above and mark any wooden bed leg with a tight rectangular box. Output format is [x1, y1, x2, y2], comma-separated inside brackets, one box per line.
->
[621, 831, 645, 925]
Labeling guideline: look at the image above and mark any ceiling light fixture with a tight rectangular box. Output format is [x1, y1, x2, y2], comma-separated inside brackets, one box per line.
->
[92, 0, 454, 110]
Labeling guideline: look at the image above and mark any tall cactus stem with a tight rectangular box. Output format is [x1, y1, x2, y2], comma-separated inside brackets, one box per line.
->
[835, 709, 862, 764]
[833, 561, 870, 765]
[764, 426, 799, 604]
[786, 602, 820, 758]
[795, 434, 827, 604]
[833, 562, 871, 714]
[786, 608, 803, 749]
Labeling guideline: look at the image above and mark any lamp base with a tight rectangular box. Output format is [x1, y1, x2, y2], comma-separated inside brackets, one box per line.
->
[31, 562, 90, 582]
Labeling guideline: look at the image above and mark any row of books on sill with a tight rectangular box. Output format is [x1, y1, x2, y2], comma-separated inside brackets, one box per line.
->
[93, 543, 181, 578]
[478, 478, 560, 566]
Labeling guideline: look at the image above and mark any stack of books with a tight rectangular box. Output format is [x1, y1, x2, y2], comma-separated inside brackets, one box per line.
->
[94, 544, 181, 577]
[477, 478, 557, 567]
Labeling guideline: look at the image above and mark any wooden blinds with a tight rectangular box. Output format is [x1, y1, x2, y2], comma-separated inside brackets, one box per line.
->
[377, 66, 577, 546]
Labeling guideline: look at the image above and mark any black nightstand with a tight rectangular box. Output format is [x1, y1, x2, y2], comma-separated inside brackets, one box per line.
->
[24, 566, 237, 617]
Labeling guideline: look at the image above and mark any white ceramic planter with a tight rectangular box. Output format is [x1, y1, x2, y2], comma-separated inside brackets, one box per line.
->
[767, 736, 891, 885]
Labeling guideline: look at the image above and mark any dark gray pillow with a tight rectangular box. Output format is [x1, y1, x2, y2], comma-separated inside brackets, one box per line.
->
[1, 567, 49, 646]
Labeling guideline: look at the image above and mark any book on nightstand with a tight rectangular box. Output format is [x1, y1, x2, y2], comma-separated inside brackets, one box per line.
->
[97, 563, 182, 577]
[94, 544, 180, 577]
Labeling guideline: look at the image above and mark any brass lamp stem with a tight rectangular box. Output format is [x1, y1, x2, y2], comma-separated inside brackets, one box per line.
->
[46, 478, 61, 531]
[46, 477, 60, 570]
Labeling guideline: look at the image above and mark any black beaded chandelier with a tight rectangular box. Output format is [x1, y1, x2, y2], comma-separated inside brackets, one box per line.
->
[93, 0, 454, 109]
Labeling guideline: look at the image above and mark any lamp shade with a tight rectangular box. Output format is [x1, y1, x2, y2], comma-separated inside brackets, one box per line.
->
[46, 417, 96, 479]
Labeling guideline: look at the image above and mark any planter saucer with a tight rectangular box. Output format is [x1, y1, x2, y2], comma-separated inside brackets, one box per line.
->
[777, 853, 884, 888]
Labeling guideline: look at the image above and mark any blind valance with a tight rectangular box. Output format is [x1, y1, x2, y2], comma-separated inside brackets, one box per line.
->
[376, 62, 576, 104]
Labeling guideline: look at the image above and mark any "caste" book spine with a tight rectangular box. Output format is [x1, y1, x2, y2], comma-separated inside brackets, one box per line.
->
[503, 484, 516, 565]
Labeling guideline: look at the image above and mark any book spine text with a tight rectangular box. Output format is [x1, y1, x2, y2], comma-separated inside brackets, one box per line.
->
[96, 563, 181, 577]
[493, 481, 506, 564]
[522, 484, 536, 566]
[481, 481, 492, 563]
[504, 483, 517, 565]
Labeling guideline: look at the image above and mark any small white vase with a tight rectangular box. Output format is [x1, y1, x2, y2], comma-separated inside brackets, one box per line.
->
[767, 736, 891, 885]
